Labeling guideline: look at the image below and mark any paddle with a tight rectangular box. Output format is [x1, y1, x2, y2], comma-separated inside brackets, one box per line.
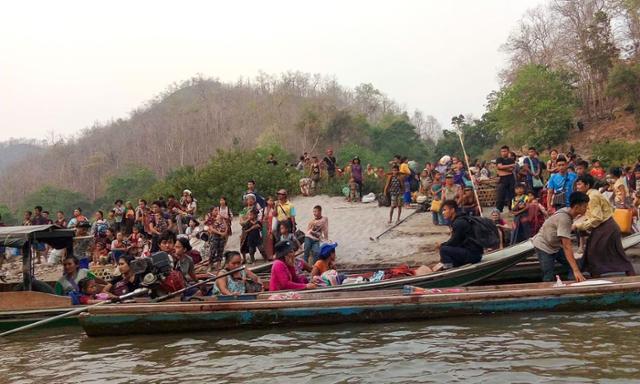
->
[0, 287, 150, 338]
[369, 210, 420, 241]
[152, 265, 246, 302]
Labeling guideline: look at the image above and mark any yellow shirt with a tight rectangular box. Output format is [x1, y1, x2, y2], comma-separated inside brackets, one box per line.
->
[575, 189, 614, 232]
[276, 201, 295, 222]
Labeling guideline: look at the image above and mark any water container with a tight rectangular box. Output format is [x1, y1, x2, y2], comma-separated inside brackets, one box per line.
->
[613, 209, 633, 234]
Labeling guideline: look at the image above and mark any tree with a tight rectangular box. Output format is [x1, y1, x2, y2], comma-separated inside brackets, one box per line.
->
[103, 167, 158, 205]
[0, 204, 18, 225]
[607, 61, 640, 114]
[492, 64, 578, 148]
[20, 186, 92, 218]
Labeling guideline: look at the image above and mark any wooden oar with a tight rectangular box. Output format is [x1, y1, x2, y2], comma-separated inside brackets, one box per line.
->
[0, 287, 150, 338]
[369, 210, 420, 241]
[152, 265, 246, 302]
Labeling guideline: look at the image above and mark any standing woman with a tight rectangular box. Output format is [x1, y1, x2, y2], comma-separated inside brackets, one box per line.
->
[574, 175, 635, 277]
[546, 149, 560, 176]
[262, 196, 276, 259]
[124, 201, 136, 235]
[351, 157, 363, 201]
[218, 196, 233, 236]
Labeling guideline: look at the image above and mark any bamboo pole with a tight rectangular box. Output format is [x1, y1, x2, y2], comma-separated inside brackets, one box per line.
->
[457, 132, 484, 218]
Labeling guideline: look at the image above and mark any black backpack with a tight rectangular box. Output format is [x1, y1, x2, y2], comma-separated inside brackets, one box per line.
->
[462, 216, 500, 249]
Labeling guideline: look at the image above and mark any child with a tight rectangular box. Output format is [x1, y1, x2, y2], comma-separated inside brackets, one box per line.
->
[91, 241, 109, 266]
[510, 183, 530, 245]
[490, 209, 510, 249]
[185, 218, 201, 239]
[526, 191, 548, 236]
[128, 225, 142, 248]
[110, 231, 128, 263]
[383, 165, 405, 224]
[459, 186, 479, 216]
[240, 209, 262, 264]
[430, 171, 444, 225]
[278, 221, 301, 250]
[347, 177, 360, 203]
[208, 214, 228, 271]
[72, 278, 110, 305]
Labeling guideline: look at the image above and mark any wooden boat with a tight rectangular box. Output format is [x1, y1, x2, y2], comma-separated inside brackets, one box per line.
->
[286, 240, 535, 293]
[0, 291, 79, 331]
[80, 275, 640, 337]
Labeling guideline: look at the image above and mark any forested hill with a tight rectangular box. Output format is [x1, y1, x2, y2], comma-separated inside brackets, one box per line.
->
[0, 72, 442, 209]
[0, 140, 45, 172]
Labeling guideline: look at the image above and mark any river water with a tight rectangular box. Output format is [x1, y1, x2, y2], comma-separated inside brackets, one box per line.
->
[2, 309, 640, 383]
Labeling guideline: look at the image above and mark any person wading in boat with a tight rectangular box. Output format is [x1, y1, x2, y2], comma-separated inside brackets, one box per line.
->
[574, 175, 635, 278]
[532, 192, 589, 282]
[435, 200, 483, 269]
[269, 240, 317, 291]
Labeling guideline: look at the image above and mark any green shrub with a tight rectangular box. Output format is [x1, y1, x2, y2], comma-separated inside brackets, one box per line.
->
[591, 140, 639, 167]
[146, 146, 299, 213]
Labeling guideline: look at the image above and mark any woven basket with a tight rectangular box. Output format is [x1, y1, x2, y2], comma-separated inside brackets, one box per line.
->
[90, 265, 116, 280]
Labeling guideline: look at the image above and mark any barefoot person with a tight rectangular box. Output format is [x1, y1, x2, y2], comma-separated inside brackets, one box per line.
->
[574, 175, 635, 278]
[383, 164, 405, 224]
[303, 205, 329, 264]
[533, 191, 589, 282]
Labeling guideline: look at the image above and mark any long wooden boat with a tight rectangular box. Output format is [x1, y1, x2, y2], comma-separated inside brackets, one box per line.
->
[80, 276, 640, 337]
[0, 291, 79, 331]
[290, 240, 535, 293]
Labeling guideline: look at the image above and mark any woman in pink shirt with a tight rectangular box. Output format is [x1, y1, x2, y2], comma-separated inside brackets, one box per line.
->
[269, 240, 317, 292]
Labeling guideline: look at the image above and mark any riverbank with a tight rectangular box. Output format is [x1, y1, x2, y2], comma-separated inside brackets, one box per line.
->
[2, 195, 639, 283]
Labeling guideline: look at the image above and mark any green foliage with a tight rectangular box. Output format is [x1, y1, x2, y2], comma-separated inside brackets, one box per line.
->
[493, 64, 578, 148]
[147, 146, 298, 212]
[103, 167, 157, 205]
[580, 11, 618, 79]
[21, 186, 92, 217]
[369, 119, 431, 164]
[591, 140, 639, 167]
[0, 204, 18, 225]
[608, 62, 640, 113]
[434, 114, 500, 162]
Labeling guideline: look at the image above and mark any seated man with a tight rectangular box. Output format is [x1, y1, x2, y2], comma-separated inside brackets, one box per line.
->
[532, 191, 589, 282]
[435, 200, 483, 269]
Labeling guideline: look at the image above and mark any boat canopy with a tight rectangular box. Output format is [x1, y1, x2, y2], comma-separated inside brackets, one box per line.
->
[0, 225, 75, 249]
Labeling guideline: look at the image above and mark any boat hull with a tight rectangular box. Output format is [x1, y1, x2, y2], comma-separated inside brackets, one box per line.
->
[80, 277, 640, 337]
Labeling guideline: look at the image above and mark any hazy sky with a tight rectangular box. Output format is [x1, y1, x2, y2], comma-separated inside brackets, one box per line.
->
[0, 0, 542, 142]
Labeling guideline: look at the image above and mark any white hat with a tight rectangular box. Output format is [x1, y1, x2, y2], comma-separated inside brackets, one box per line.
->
[439, 155, 451, 165]
[183, 189, 192, 195]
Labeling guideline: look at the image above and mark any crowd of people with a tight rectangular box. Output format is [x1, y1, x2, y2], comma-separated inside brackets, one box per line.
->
[5, 144, 640, 302]
[421, 146, 639, 281]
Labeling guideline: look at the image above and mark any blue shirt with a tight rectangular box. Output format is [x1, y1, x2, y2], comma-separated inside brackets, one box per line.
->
[547, 172, 577, 207]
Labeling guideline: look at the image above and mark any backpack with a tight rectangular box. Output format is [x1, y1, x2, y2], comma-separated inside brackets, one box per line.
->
[462, 216, 500, 249]
[94, 221, 109, 238]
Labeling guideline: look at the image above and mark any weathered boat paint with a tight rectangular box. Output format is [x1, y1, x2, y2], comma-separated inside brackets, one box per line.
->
[80, 277, 640, 337]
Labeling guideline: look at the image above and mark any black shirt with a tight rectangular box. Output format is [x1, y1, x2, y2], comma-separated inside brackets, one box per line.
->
[441, 216, 483, 255]
[495, 156, 515, 181]
[323, 156, 337, 171]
